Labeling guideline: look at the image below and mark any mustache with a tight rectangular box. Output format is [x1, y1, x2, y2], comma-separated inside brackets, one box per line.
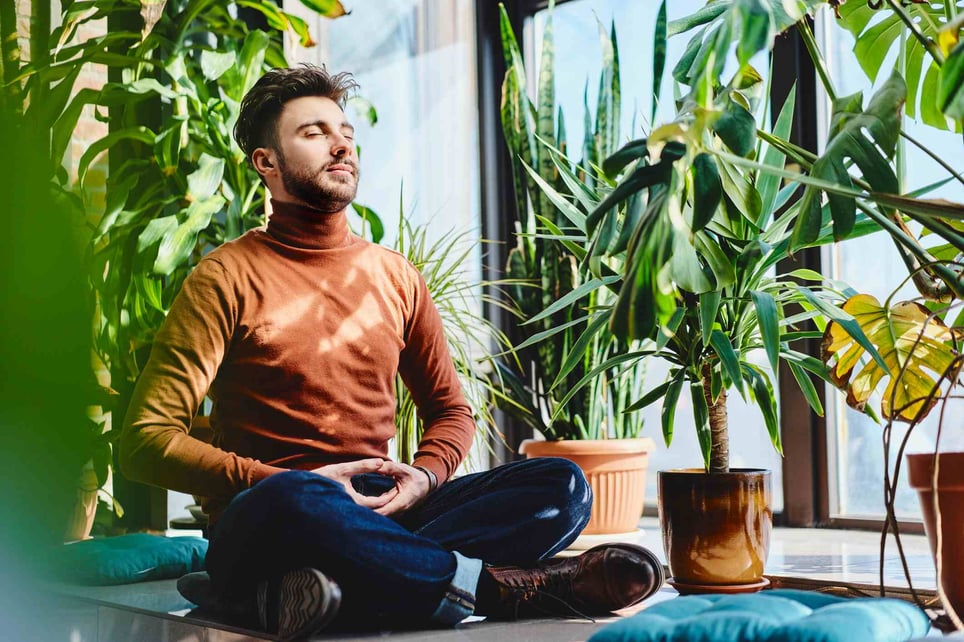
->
[322, 159, 358, 172]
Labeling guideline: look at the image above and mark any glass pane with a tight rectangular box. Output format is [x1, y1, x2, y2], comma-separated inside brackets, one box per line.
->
[528, 0, 784, 511]
[286, 0, 481, 251]
[817, 8, 964, 519]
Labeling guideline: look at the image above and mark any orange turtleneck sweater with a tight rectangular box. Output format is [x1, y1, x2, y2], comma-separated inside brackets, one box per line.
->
[120, 199, 476, 521]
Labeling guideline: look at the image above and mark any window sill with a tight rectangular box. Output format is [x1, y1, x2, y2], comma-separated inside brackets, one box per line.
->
[637, 516, 937, 602]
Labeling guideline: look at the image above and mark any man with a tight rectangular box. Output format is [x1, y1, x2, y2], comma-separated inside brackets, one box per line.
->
[120, 65, 663, 641]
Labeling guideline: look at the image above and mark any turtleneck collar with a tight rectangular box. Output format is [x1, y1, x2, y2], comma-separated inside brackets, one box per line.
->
[266, 198, 354, 250]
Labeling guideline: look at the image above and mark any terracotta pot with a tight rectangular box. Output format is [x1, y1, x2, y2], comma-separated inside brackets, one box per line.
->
[519, 438, 655, 534]
[658, 468, 772, 585]
[907, 451, 964, 617]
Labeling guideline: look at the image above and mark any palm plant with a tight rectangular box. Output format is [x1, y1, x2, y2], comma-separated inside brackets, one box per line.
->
[497, 2, 647, 441]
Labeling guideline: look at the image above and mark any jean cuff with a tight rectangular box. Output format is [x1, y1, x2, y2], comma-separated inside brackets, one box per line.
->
[430, 551, 482, 626]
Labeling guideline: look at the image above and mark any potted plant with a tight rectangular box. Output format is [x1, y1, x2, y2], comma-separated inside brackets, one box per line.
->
[497, 3, 655, 539]
[515, 0, 931, 591]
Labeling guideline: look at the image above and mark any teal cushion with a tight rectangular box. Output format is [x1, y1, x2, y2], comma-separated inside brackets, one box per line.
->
[53, 534, 207, 585]
[589, 589, 929, 642]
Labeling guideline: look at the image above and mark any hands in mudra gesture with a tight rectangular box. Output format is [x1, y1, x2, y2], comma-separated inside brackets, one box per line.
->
[311, 458, 431, 516]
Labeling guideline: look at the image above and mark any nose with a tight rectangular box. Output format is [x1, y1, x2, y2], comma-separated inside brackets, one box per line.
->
[331, 131, 352, 158]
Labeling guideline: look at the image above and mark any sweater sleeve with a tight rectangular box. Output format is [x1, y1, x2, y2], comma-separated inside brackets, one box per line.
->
[399, 270, 476, 484]
[119, 257, 286, 499]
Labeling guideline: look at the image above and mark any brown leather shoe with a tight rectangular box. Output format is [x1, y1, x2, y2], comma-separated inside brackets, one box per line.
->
[481, 543, 664, 619]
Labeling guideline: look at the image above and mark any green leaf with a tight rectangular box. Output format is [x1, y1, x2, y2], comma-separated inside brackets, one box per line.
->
[550, 313, 611, 390]
[735, 0, 772, 68]
[200, 50, 236, 81]
[691, 381, 712, 468]
[657, 305, 685, 351]
[699, 290, 721, 347]
[137, 214, 178, 254]
[940, 41, 964, 121]
[521, 159, 586, 232]
[187, 153, 225, 201]
[79, 126, 156, 187]
[788, 361, 824, 417]
[296, 0, 347, 17]
[712, 98, 756, 157]
[350, 96, 378, 126]
[742, 363, 782, 455]
[238, 30, 271, 98]
[660, 369, 686, 447]
[710, 329, 744, 397]
[512, 315, 590, 353]
[523, 276, 620, 325]
[351, 203, 384, 243]
[652, 0, 667, 125]
[694, 232, 736, 288]
[667, 3, 727, 37]
[751, 290, 780, 374]
[692, 153, 722, 232]
[757, 84, 795, 228]
[154, 196, 225, 274]
[626, 380, 672, 413]
[602, 137, 648, 179]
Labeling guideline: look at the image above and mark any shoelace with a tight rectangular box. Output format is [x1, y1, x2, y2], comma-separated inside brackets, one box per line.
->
[496, 565, 596, 622]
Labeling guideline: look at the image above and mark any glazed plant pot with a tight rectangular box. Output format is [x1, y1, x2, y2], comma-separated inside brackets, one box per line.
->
[907, 451, 964, 617]
[520, 438, 655, 534]
[658, 468, 772, 588]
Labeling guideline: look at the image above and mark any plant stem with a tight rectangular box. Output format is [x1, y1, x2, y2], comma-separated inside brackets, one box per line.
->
[703, 362, 729, 473]
[882, 0, 945, 66]
[797, 16, 836, 102]
[900, 130, 964, 187]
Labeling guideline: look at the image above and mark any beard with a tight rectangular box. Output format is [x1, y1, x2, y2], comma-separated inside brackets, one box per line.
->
[277, 154, 359, 213]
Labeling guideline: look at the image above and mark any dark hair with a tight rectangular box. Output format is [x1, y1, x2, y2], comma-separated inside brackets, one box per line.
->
[234, 64, 359, 162]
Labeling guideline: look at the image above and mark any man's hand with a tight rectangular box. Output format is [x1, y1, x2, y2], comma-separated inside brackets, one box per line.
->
[372, 460, 431, 516]
[311, 458, 398, 510]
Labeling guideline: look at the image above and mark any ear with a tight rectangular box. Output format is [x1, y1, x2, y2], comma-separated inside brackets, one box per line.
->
[251, 147, 276, 177]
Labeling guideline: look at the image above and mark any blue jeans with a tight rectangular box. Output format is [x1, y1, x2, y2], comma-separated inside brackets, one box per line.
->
[205, 457, 591, 628]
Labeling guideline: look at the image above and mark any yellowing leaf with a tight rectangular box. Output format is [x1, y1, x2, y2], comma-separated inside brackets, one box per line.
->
[822, 294, 961, 422]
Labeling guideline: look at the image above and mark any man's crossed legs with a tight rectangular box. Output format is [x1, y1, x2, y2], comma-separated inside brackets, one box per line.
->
[183, 457, 664, 639]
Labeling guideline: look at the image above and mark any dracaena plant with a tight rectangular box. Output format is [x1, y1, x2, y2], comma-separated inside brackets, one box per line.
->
[496, 1, 648, 441]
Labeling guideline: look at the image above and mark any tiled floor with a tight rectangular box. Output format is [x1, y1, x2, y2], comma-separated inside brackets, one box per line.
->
[42, 518, 949, 641]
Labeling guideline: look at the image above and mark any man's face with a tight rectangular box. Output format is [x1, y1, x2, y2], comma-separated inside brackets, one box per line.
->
[271, 95, 359, 212]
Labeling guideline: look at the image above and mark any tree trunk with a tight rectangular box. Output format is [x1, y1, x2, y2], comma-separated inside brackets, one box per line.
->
[703, 362, 729, 473]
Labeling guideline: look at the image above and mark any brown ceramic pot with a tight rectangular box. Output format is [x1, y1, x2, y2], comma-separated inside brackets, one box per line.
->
[658, 468, 772, 585]
[520, 438, 655, 534]
[907, 451, 964, 617]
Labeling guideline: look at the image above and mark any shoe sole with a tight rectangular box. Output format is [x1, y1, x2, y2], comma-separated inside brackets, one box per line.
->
[584, 543, 666, 607]
[260, 568, 342, 642]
